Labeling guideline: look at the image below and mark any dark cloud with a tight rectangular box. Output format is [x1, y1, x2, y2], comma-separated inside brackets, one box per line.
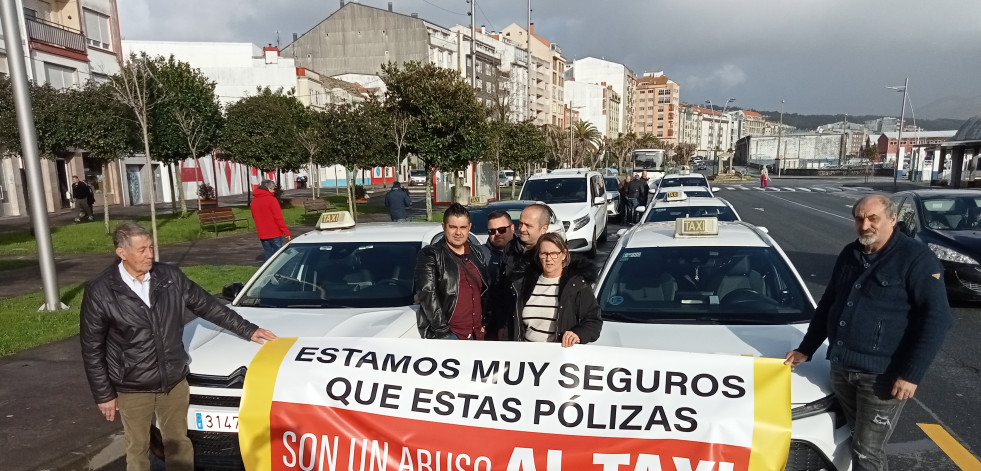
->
[121, 0, 981, 119]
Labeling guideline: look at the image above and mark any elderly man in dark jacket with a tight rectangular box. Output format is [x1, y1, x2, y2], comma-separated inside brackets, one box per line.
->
[80, 222, 277, 471]
[414, 203, 491, 339]
[786, 195, 951, 471]
[385, 181, 412, 222]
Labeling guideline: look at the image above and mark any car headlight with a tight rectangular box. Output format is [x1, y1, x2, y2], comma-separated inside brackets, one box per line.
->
[928, 243, 979, 265]
[791, 394, 836, 420]
[572, 215, 590, 231]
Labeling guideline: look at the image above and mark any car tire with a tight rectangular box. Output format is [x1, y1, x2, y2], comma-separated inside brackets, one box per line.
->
[588, 229, 598, 258]
[598, 220, 608, 243]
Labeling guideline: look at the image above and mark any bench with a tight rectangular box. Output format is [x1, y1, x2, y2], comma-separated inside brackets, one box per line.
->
[303, 198, 333, 213]
[198, 208, 250, 236]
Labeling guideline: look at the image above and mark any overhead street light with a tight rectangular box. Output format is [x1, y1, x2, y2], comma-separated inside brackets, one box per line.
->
[886, 78, 909, 190]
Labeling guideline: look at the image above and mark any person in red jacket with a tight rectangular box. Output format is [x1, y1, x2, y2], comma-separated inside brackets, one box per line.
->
[250, 179, 291, 260]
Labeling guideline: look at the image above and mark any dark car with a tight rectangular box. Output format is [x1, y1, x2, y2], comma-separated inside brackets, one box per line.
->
[891, 190, 981, 301]
[467, 200, 564, 244]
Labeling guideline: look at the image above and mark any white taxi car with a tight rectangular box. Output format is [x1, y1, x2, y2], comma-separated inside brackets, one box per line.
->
[519, 168, 609, 257]
[655, 172, 719, 196]
[595, 218, 851, 471]
[638, 190, 741, 223]
[178, 212, 441, 468]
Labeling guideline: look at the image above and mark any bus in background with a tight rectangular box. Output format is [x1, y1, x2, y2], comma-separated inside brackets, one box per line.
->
[630, 148, 667, 180]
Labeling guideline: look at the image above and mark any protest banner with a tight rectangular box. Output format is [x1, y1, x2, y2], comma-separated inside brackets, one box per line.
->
[239, 338, 790, 471]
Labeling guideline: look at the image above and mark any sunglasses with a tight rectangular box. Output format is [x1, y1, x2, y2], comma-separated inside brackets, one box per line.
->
[487, 227, 509, 235]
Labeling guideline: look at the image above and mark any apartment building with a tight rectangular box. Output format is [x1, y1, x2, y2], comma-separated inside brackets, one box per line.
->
[500, 23, 566, 128]
[564, 81, 621, 138]
[565, 57, 636, 134]
[634, 72, 680, 144]
[454, 26, 529, 122]
[679, 104, 733, 157]
[0, 0, 123, 217]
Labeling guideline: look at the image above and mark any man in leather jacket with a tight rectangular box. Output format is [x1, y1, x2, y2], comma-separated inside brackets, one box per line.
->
[414, 203, 491, 340]
[80, 222, 277, 471]
[495, 203, 551, 340]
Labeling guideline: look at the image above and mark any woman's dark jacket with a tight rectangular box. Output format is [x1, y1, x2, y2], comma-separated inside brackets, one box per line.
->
[80, 262, 258, 404]
[414, 239, 491, 339]
[512, 257, 603, 343]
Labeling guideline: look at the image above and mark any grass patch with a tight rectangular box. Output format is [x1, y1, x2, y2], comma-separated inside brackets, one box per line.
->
[0, 265, 258, 357]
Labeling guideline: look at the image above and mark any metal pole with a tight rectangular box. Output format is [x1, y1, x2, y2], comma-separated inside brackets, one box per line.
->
[469, 0, 476, 89]
[894, 77, 908, 190]
[777, 100, 784, 177]
[526, 0, 532, 123]
[1, 1, 64, 311]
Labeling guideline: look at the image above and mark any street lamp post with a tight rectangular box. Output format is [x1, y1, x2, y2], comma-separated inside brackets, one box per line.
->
[886, 78, 909, 190]
[706, 98, 735, 173]
[776, 100, 785, 176]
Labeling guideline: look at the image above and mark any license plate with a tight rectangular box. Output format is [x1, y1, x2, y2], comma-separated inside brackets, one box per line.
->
[191, 411, 239, 432]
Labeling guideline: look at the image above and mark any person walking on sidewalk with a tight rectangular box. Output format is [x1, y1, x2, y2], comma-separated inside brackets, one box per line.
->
[385, 181, 412, 222]
[80, 222, 277, 471]
[72, 176, 95, 222]
[250, 179, 291, 260]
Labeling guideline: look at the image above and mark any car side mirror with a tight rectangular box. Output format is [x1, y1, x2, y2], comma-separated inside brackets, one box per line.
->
[635, 205, 646, 213]
[593, 196, 606, 205]
[616, 228, 628, 237]
[757, 227, 769, 234]
[712, 187, 721, 192]
[221, 282, 244, 301]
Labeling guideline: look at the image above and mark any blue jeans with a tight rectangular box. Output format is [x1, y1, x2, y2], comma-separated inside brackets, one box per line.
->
[831, 366, 907, 471]
[626, 198, 640, 224]
[260, 236, 285, 260]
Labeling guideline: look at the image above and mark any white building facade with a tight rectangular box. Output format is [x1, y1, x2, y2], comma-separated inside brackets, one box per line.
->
[565, 57, 636, 134]
[565, 81, 621, 138]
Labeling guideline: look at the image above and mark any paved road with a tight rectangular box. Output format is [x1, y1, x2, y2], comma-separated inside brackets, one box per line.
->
[717, 177, 981, 470]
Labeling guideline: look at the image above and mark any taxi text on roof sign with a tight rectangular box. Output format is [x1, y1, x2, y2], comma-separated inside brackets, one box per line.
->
[675, 217, 719, 237]
[317, 211, 356, 230]
[666, 190, 687, 202]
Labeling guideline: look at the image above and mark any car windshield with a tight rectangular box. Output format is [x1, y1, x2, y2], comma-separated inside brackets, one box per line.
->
[661, 177, 708, 187]
[656, 190, 711, 200]
[519, 178, 588, 204]
[605, 178, 619, 192]
[920, 196, 981, 231]
[645, 205, 738, 222]
[597, 246, 813, 324]
[238, 242, 419, 308]
[410, 170, 426, 177]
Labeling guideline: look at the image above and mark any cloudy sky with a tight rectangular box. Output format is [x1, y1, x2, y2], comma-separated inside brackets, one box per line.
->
[119, 0, 981, 120]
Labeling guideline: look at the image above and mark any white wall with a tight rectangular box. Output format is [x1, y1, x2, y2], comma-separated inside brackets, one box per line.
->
[565, 81, 613, 137]
[567, 57, 633, 134]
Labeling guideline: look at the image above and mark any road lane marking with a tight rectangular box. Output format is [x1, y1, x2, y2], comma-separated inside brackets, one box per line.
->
[764, 193, 852, 221]
[798, 188, 811, 192]
[917, 423, 981, 469]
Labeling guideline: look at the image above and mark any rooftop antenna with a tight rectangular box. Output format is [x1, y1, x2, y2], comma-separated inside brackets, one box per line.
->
[276, 31, 281, 49]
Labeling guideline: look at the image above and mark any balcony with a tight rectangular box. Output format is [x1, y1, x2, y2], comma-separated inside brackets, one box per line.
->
[25, 16, 86, 55]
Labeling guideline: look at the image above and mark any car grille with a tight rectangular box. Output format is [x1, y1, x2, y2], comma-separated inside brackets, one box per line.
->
[188, 366, 248, 389]
[188, 430, 246, 470]
[190, 394, 242, 408]
[785, 439, 837, 471]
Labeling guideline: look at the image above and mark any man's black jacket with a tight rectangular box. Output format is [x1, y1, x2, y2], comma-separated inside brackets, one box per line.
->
[495, 238, 536, 334]
[796, 230, 951, 384]
[414, 239, 490, 339]
[80, 262, 258, 404]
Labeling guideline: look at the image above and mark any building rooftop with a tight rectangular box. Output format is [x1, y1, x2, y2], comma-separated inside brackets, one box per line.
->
[880, 131, 957, 140]
[952, 114, 981, 142]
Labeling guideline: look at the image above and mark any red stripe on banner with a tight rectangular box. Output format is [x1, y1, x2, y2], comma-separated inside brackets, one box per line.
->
[266, 402, 751, 471]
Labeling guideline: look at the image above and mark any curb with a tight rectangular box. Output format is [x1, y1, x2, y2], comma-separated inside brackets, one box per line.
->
[35, 432, 125, 471]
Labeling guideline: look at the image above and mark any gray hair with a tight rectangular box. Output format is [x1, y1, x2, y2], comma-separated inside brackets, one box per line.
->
[260, 179, 276, 191]
[113, 222, 152, 249]
[852, 194, 898, 218]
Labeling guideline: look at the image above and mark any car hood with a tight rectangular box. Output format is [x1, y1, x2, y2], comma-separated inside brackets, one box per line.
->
[183, 306, 420, 376]
[593, 322, 832, 405]
[930, 229, 981, 256]
[548, 203, 589, 221]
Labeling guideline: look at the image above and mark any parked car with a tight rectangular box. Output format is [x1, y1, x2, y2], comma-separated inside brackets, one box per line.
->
[891, 190, 981, 301]
[467, 200, 565, 244]
[519, 168, 609, 257]
[598, 218, 850, 471]
[604, 176, 621, 219]
[409, 169, 427, 186]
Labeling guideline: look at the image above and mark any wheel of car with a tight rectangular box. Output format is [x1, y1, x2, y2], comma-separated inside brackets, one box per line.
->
[598, 220, 608, 243]
[588, 229, 598, 258]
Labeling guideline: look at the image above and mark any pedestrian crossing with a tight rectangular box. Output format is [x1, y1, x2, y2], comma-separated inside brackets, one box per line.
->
[720, 184, 874, 193]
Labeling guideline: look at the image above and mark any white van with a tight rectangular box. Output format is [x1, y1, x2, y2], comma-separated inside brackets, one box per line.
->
[518, 169, 608, 257]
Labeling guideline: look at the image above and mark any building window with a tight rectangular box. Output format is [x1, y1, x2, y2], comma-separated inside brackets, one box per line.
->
[84, 9, 113, 50]
[44, 63, 77, 89]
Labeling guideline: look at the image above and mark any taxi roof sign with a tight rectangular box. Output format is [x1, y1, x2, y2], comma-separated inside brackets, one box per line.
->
[665, 190, 688, 202]
[675, 217, 719, 237]
[317, 211, 356, 230]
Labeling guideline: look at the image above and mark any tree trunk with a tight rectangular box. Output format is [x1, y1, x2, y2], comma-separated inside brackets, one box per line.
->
[176, 159, 188, 218]
[346, 168, 356, 221]
[425, 165, 433, 222]
[141, 124, 159, 262]
[309, 157, 316, 199]
[169, 165, 178, 214]
[102, 162, 111, 235]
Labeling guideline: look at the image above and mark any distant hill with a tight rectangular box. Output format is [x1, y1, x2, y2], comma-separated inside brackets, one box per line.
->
[917, 95, 981, 121]
[750, 110, 966, 132]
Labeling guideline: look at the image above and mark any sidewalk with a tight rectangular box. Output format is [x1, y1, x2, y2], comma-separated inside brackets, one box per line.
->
[0, 189, 399, 471]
